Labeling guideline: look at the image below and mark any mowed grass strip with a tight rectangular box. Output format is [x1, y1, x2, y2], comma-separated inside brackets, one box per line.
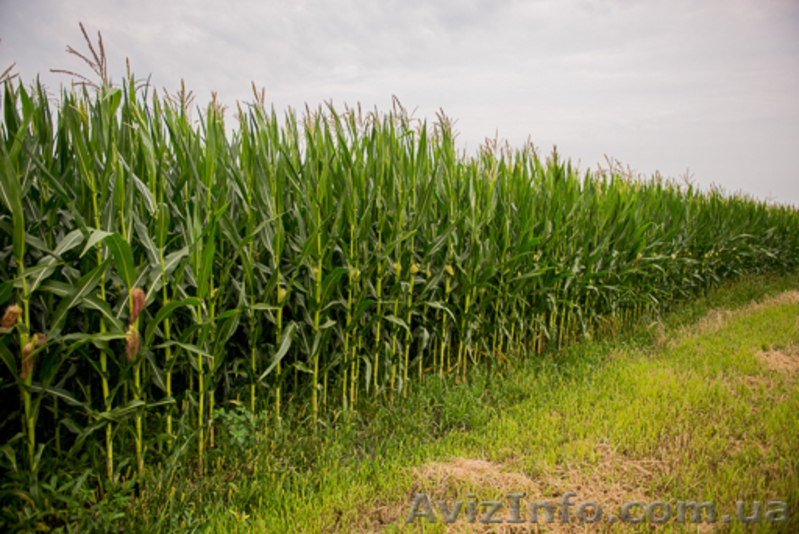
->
[212, 273, 799, 533]
[389, 292, 798, 533]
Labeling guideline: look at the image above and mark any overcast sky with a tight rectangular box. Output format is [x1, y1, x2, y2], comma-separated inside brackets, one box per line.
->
[1, 0, 797, 206]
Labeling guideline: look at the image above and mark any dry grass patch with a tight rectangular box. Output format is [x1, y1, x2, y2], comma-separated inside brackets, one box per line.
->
[753, 289, 799, 308]
[355, 444, 681, 533]
[756, 346, 799, 377]
[691, 309, 736, 338]
[676, 289, 799, 340]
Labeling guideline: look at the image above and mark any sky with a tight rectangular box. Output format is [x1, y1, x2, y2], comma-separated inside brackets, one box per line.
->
[1, 0, 798, 206]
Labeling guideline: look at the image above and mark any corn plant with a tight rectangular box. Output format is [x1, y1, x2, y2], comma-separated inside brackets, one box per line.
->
[1, 34, 798, 508]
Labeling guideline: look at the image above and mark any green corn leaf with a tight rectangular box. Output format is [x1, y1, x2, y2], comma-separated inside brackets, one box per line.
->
[61, 332, 131, 356]
[212, 310, 240, 370]
[54, 229, 86, 257]
[156, 202, 171, 249]
[0, 143, 25, 262]
[0, 221, 50, 255]
[49, 258, 112, 338]
[321, 266, 348, 304]
[37, 280, 125, 332]
[0, 340, 17, 376]
[145, 297, 202, 347]
[103, 233, 136, 291]
[0, 443, 18, 473]
[146, 396, 176, 409]
[384, 314, 410, 333]
[134, 214, 159, 266]
[247, 303, 280, 312]
[0, 281, 12, 305]
[258, 321, 297, 382]
[155, 341, 213, 361]
[29, 384, 85, 408]
[80, 229, 115, 258]
[145, 352, 167, 392]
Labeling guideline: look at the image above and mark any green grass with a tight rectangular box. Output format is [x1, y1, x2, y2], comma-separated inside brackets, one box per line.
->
[116, 271, 798, 533]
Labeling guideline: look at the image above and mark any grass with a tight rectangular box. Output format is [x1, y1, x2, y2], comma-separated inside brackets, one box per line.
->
[114, 270, 798, 533]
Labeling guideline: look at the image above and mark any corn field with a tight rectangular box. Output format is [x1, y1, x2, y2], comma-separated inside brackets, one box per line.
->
[1, 70, 798, 485]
